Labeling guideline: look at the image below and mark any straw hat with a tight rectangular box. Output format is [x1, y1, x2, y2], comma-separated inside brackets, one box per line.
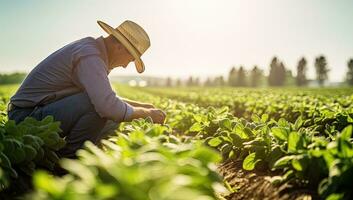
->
[97, 20, 150, 73]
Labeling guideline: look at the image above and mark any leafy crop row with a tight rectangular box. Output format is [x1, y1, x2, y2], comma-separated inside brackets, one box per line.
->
[28, 119, 226, 200]
[138, 87, 353, 128]
[115, 85, 353, 200]
[0, 114, 65, 197]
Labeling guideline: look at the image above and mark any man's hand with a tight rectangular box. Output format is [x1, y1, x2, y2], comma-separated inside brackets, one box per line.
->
[129, 107, 166, 124]
[148, 108, 166, 124]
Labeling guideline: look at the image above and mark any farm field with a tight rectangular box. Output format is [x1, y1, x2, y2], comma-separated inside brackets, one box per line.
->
[0, 84, 353, 200]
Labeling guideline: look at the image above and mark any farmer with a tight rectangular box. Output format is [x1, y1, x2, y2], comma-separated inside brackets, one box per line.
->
[7, 20, 166, 158]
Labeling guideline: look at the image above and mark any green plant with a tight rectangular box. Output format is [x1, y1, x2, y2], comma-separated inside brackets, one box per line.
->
[28, 119, 227, 200]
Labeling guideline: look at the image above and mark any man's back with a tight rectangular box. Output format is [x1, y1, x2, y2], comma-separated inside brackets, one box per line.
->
[11, 37, 106, 107]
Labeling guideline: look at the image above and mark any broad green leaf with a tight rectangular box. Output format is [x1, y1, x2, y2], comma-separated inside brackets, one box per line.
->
[33, 171, 65, 196]
[323, 151, 336, 169]
[340, 125, 352, 140]
[146, 125, 168, 137]
[271, 127, 288, 141]
[261, 114, 269, 123]
[281, 170, 295, 182]
[95, 184, 118, 198]
[251, 114, 261, 123]
[229, 150, 235, 159]
[265, 176, 282, 186]
[273, 155, 295, 169]
[347, 115, 353, 123]
[189, 122, 203, 132]
[326, 193, 345, 200]
[208, 137, 223, 147]
[294, 116, 303, 130]
[243, 127, 254, 137]
[192, 145, 222, 163]
[291, 155, 308, 171]
[278, 118, 288, 127]
[243, 152, 261, 171]
[234, 124, 249, 139]
[193, 114, 205, 122]
[219, 118, 232, 131]
[337, 139, 353, 158]
[229, 133, 243, 147]
[288, 131, 300, 153]
[220, 143, 232, 154]
[310, 149, 324, 157]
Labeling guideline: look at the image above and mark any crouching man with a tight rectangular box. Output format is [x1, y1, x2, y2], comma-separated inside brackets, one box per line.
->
[7, 20, 166, 158]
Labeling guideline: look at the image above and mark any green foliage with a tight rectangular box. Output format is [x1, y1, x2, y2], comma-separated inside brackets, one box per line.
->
[138, 86, 353, 128]
[0, 115, 64, 195]
[116, 85, 353, 199]
[28, 119, 226, 200]
[243, 153, 261, 170]
[0, 84, 352, 199]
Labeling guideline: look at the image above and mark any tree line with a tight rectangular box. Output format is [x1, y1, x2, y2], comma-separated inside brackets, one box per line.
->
[0, 73, 26, 84]
[164, 56, 353, 87]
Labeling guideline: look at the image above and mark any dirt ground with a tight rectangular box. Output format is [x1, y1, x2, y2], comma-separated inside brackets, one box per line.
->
[218, 160, 319, 200]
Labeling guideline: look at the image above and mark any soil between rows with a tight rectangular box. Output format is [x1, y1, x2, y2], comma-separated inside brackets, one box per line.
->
[218, 160, 318, 200]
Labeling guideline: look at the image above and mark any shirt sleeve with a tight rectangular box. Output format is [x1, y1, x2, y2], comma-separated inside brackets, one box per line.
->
[74, 55, 133, 122]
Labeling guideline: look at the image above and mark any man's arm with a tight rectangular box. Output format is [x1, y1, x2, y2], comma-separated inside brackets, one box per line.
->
[122, 98, 155, 109]
[75, 55, 166, 124]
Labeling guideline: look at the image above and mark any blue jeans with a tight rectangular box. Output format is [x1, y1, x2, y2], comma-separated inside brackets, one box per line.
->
[8, 92, 119, 158]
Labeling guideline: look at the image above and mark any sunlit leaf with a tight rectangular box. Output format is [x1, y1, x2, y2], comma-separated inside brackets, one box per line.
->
[243, 152, 261, 171]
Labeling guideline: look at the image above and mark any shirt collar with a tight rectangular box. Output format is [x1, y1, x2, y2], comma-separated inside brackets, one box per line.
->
[95, 36, 110, 73]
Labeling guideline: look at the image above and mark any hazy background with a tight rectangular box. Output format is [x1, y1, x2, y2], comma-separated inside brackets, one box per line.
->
[0, 0, 352, 82]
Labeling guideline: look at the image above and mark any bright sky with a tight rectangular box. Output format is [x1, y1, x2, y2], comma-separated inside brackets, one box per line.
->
[0, 0, 352, 82]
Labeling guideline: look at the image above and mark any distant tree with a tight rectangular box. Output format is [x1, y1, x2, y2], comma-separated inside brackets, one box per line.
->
[228, 67, 237, 86]
[346, 58, 353, 86]
[285, 69, 295, 86]
[236, 66, 247, 86]
[315, 55, 329, 86]
[194, 77, 200, 86]
[268, 57, 278, 86]
[204, 77, 212, 87]
[176, 78, 182, 87]
[278, 62, 286, 86]
[186, 76, 194, 86]
[219, 76, 225, 86]
[296, 57, 307, 86]
[0, 72, 26, 84]
[268, 57, 286, 86]
[250, 65, 262, 87]
[147, 79, 152, 87]
[153, 80, 160, 87]
[214, 76, 225, 86]
[166, 77, 172, 87]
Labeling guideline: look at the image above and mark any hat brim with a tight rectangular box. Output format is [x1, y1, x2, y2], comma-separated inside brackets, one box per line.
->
[97, 20, 145, 73]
